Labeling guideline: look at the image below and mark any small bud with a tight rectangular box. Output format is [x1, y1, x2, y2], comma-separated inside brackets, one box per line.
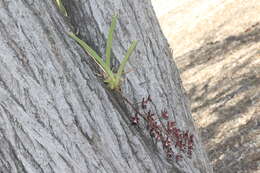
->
[188, 134, 194, 146]
[131, 113, 139, 125]
[175, 140, 183, 150]
[176, 154, 183, 162]
[147, 95, 152, 102]
[141, 98, 147, 109]
[167, 121, 176, 132]
[161, 110, 169, 119]
[150, 129, 156, 138]
[187, 150, 192, 159]
[164, 137, 171, 148]
[166, 148, 174, 158]
[147, 111, 155, 121]
[183, 130, 189, 139]
[188, 145, 193, 150]
[155, 133, 162, 141]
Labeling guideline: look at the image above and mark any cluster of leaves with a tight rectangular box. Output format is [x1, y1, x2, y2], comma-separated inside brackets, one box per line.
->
[68, 16, 137, 90]
[124, 95, 194, 162]
[54, 0, 137, 90]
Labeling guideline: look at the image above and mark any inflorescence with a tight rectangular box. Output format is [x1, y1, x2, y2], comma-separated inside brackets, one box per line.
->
[123, 95, 194, 162]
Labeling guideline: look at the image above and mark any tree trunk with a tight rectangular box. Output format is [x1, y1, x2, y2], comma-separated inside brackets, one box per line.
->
[0, 0, 212, 172]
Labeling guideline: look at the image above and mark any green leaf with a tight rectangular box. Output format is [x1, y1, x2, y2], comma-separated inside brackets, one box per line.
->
[68, 32, 114, 79]
[105, 15, 117, 68]
[116, 41, 137, 82]
[55, 0, 68, 16]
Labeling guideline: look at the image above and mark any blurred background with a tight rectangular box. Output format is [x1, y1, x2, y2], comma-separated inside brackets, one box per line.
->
[151, 0, 260, 172]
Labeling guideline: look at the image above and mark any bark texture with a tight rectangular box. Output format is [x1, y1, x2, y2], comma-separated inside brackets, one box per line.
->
[0, 0, 212, 172]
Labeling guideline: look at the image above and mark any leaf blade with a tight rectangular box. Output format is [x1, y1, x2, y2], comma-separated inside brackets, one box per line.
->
[116, 41, 137, 81]
[55, 0, 68, 16]
[105, 15, 117, 68]
[68, 32, 114, 79]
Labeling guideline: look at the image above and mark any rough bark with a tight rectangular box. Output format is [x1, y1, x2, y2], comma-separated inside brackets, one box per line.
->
[0, 0, 212, 172]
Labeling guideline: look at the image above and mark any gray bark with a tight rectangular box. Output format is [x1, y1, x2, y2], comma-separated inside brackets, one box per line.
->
[0, 0, 212, 172]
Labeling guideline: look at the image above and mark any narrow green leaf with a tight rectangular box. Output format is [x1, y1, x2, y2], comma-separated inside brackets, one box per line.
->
[105, 15, 117, 68]
[56, 0, 68, 16]
[68, 32, 114, 79]
[116, 41, 137, 81]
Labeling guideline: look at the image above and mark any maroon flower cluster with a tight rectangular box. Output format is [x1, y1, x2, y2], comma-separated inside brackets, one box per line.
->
[123, 95, 194, 162]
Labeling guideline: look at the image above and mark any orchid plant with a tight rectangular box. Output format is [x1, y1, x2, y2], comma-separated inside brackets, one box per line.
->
[68, 16, 137, 90]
